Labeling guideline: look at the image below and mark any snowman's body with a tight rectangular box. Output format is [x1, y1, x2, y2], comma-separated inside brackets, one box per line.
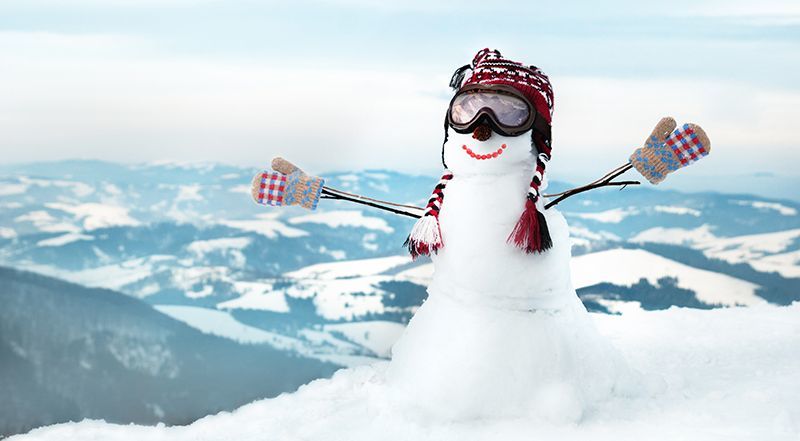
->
[386, 131, 631, 421]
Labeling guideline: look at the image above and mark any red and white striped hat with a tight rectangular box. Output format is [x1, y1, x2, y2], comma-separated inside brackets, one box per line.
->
[460, 48, 554, 126]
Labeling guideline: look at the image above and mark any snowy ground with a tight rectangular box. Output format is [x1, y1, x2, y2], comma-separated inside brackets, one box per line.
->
[12, 303, 800, 441]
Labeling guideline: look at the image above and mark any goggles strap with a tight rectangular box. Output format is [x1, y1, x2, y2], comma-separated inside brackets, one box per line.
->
[449, 64, 472, 90]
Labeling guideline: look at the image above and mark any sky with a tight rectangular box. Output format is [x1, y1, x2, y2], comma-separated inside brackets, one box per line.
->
[0, 0, 799, 192]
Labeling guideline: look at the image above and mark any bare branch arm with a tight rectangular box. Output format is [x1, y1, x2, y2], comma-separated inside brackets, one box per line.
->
[321, 188, 423, 219]
[543, 163, 639, 210]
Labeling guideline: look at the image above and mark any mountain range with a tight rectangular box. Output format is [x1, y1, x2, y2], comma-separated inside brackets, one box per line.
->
[1, 160, 799, 436]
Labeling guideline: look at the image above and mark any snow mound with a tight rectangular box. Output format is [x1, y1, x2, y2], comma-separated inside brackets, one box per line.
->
[13, 303, 800, 441]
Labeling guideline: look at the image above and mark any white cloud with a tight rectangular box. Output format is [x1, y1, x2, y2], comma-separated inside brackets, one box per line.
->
[0, 29, 798, 181]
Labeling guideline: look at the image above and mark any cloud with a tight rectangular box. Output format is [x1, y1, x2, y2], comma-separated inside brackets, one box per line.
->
[0, 30, 798, 182]
[0, 31, 447, 173]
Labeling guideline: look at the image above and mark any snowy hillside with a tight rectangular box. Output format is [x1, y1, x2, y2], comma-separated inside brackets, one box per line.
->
[2, 160, 800, 437]
[12, 303, 800, 441]
[2, 161, 798, 366]
[0, 267, 336, 437]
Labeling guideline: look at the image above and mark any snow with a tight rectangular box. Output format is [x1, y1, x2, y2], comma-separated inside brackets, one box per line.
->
[630, 224, 717, 245]
[630, 226, 800, 278]
[153, 305, 296, 346]
[170, 266, 230, 298]
[220, 213, 308, 239]
[15, 303, 800, 441]
[286, 255, 410, 280]
[187, 237, 252, 253]
[289, 210, 394, 233]
[23, 256, 176, 293]
[0, 183, 28, 195]
[734, 200, 797, 216]
[394, 262, 434, 285]
[361, 232, 379, 251]
[363, 172, 390, 180]
[186, 237, 251, 268]
[571, 248, 764, 306]
[288, 277, 388, 321]
[45, 202, 141, 230]
[570, 207, 638, 223]
[104, 183, 122, 196]
[36, 233, 94, 247]
[750, 250, 800, 278]
[175, 184, 203, 202]
[336, 174, 360, 182]
[156, 304, 393, 364]
[17, 176, 95, 197]
[323, 321, 405, 358]
[569, 225, 621, 242]
[268, 256, 419, 321]
[699, 228, 800, 261]
[217, 281, 289, 313]
[14, 211, 57, 224]
[653, 205, 701, 216]
[185, 285, 214, 299]
[696, 229, 800, 278]
[14, 210, 81, 233]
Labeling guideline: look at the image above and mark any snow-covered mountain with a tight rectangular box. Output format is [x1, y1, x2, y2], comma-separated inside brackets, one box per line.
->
[0, 267, 336, 438]
[2, 160, 799, 437]
[1, 160, 798, 344]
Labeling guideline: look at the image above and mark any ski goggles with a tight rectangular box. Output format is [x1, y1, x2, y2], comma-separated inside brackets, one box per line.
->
[447, 84, 551, 140]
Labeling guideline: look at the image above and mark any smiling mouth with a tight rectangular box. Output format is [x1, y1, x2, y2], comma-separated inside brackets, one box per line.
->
[462, 144, 507, 160]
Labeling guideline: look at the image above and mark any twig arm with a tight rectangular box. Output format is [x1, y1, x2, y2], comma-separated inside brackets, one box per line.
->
[321, 188, 422, 219]
[544, 163, 639, 210]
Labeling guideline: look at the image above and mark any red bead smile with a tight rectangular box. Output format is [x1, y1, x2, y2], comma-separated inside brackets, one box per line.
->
[462, 144, 507, 160]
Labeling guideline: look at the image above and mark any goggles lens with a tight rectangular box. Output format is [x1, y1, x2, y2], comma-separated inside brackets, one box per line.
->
[450, 91, 530, 127]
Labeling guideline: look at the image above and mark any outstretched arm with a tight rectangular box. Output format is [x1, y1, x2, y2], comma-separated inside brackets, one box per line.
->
[253, 157, 425, 218]
[254, 117, 710, 217]
[543, 163, 639, 209]
[543, 116, 711, 209]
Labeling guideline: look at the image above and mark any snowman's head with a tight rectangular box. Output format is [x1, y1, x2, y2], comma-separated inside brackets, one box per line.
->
[440, 49, 553, 178]
[406, 49, 556, 259]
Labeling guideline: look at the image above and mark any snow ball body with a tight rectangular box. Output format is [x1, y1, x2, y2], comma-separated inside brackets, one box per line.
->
[387, 130, 633, 422]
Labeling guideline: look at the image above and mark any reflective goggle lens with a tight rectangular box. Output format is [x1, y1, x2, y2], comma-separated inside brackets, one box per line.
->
[450, 91, 530, 127]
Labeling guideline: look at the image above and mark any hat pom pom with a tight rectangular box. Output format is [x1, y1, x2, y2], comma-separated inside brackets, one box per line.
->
[404, 214, 443, 259]
[508, 199, 552, 254]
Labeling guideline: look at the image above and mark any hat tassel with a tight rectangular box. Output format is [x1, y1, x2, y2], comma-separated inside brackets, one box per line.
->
[509, 198, 552, 253]
[405, 214, 443, 259]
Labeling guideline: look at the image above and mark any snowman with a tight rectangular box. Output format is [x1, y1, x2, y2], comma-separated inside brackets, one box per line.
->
[384, 48, 631, 422]
[253, 47, 710, 423]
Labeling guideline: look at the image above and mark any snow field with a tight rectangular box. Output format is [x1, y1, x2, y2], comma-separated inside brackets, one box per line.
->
[14, 303, 799, 441]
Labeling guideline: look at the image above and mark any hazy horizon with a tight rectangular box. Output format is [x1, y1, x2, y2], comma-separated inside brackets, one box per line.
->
[1, 0, 798, 193]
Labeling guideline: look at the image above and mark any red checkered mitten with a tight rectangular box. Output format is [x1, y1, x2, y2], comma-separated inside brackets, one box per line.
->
[250, 158, 325, 210]
[630, 117, 711, 184]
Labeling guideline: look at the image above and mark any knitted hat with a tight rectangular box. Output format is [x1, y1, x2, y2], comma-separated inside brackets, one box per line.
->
[458, 48, 554, 125]
[406, 48, 555, 259]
